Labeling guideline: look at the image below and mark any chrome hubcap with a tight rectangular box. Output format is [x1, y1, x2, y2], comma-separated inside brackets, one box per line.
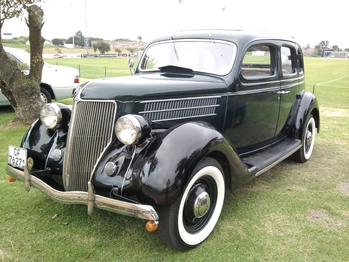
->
[40, 93, 47, 103]
[193, 192, 211, 218]
[305, 128, 313, 150]
[184, 183, 212, 223]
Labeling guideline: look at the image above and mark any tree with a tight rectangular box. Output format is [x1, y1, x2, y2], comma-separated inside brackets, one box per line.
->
[115, 48, 122, 55]
[127, 47, 135, 54]
[0, 1, 45, 123]
[2, 36, 29, 44]
[331, 45, 341, 52]
[66, 30, 85, 47]
[314, 40, 331, 56]
[51, 38, 65, 46]
[93, 41, 110, 54]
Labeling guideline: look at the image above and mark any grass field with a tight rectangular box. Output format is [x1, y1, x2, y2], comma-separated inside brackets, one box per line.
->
[0, 57, 349, 261]
[45, 57, 138, 79]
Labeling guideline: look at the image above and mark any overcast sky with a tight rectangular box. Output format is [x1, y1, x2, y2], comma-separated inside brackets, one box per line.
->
[3, 0, 349, 48]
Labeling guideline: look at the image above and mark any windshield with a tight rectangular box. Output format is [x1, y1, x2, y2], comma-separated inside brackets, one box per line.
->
[139, 40, 237, 75]
[6, 48, 50, 69]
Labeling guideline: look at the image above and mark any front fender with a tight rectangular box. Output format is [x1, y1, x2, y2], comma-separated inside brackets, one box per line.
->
[19, 103, 71, 178]
[20, 119, 57, 170]
[132, 122, 226, 206]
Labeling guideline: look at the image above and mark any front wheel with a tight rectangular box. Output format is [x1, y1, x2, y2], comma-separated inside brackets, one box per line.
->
[40, 88, 52, 104]
[294, 114, 316, 163]
[158, 157, 225, 251]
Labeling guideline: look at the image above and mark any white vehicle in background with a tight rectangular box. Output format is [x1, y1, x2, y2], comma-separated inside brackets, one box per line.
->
[0, 47, 79, 106]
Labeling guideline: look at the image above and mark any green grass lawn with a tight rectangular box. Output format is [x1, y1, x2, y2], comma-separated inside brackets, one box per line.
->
[0, 57, 349, 261]
[45, 57, 138, 79]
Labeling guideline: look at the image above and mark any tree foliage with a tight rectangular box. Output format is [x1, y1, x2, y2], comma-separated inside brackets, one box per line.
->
[0, 0, 45, 123]
[314, 40, 331, 56]
[51, 38, 65, 46]
[66, 30, 85, 46]
[2, 36, 29, 44]
[92, 41, 110, 54]
[0, 0, 41, 24]
[331, 45, 342, 52]
[113, 38, 132, 42]
[127, 47, 135, 54]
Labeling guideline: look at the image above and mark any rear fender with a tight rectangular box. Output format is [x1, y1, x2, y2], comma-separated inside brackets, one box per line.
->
[293, 91, 320, 139]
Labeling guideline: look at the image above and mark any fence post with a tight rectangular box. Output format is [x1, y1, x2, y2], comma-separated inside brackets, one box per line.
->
[105, 66, 106, 78]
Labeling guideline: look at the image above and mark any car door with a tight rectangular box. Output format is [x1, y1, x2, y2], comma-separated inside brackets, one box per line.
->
[224, 42, 280, 155]
[273, 43, 303, 142]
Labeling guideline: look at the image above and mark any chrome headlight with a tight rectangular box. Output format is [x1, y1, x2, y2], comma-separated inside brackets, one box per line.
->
[40, 103, 62, 129]
[115, 115, 151, 145]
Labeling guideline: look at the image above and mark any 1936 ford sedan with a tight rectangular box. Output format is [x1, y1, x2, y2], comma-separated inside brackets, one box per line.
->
[7, 30, 320, 251]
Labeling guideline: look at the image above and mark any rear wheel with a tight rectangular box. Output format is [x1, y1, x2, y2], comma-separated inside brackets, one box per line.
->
[294, 114, 316, 163]
[158, 157, 225, 251]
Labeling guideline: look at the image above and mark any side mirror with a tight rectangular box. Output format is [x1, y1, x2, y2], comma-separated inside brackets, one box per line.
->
[128, 58, 134, 75]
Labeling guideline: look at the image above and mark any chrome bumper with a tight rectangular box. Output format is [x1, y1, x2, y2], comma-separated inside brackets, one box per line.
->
[6, 165, 158, 221]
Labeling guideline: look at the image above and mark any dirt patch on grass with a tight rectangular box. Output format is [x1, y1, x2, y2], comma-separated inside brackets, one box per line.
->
[0, 249, 12, 260]
[307, 209, 344, 229]
[320, 107, 349, 117]
[337, 182, 349, 193]
[0, 118, 30, 130]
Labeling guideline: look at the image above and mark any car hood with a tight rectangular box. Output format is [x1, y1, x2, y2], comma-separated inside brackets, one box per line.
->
[79, 73, 227, 102]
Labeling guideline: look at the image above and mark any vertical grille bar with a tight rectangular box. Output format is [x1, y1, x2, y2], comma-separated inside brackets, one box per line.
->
[63, 100, 116, 191]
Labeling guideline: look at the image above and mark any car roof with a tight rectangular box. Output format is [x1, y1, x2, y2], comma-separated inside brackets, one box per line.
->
[149, 29, 298, 46]
[3, 46, 31, 64]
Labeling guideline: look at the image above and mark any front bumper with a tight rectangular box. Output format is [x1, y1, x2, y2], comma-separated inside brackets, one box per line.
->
[6, 165, 159, 221]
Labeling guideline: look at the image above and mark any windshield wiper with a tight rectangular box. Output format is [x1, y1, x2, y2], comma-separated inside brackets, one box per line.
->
[171, 36, 179, 62]
[209, 33, 222, 57]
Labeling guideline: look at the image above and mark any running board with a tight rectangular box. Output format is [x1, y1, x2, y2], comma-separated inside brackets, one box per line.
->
[242, 138, 302, 177]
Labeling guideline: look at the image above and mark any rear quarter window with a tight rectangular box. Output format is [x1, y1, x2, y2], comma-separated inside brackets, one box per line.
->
[281, 46, 296, 75]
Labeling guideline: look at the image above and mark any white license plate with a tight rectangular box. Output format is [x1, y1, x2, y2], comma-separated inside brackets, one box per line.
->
[8, 146, 27, 169]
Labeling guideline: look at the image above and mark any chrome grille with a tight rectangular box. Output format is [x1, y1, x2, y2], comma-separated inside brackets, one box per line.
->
[140, 96, 220, 122]
[63, 100, 116, 191]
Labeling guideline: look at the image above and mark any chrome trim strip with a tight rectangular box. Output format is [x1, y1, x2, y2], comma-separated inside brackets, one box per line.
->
[7, 165, 158, 221]
[140, 96, 222, 103]
[234, 86, 280, 96]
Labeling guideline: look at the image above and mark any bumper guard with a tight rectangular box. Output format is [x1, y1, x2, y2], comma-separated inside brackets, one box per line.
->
[6, 165, 159, 221]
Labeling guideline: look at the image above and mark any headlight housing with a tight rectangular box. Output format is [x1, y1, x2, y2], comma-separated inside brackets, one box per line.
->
[40, 103, 62, 129]
[115, 115, 151, 145]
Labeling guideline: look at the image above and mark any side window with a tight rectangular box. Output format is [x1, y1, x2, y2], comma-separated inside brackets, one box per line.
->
[281, 46, 296, 75]
[241, 45, 274, 78]
[6, 52, 29, 70]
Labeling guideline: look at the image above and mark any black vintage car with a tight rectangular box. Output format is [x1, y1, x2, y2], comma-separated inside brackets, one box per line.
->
[7, 30, 320, 251]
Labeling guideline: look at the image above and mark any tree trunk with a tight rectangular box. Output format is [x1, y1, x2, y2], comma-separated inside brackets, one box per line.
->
[0, 5, 45, 124]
